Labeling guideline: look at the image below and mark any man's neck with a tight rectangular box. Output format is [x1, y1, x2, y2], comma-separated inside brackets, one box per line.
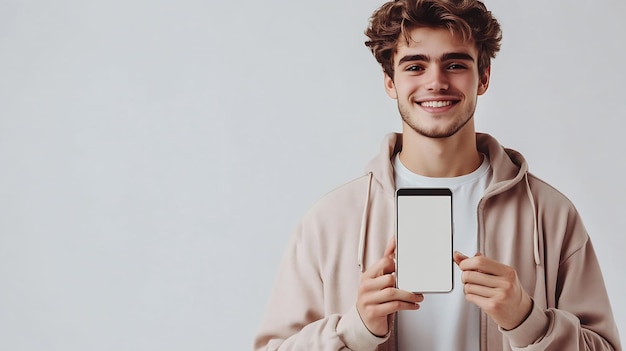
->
[399, 127, 482, 178]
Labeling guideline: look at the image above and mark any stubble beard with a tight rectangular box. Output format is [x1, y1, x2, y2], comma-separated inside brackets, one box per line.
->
[398, 99, 477, 139]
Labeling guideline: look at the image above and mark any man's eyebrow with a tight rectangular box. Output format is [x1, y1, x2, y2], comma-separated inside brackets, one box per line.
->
[398, 52, 475, 65]
[441, 52, 475, 62]
[398, 54, 429, 65]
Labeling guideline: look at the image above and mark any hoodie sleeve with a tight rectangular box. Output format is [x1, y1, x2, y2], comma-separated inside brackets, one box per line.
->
[253, 223, 388, 351]
[502, 238, 621, 351]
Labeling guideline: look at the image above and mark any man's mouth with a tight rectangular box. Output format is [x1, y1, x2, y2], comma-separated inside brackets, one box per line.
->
[419, 100, 454, 108]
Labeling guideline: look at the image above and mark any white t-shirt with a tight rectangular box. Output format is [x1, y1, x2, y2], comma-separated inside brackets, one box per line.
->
[393, 153, 492, 351]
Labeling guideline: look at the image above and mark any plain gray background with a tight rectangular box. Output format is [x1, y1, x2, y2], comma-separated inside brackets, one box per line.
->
[1, 0, 624, 350]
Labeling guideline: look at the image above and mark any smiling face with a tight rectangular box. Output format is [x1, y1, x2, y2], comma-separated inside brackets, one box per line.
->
[385, 27, 490, 139]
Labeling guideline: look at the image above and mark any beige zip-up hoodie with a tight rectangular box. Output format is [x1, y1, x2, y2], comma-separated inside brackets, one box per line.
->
[254, 133, 621, 351]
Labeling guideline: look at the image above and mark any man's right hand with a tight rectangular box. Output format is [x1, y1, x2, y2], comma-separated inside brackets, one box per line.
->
[356, 237, 424, 337]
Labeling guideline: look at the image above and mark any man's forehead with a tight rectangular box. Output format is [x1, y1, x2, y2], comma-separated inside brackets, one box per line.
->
[394, 27, 478, 59]
[400, 27, 475, 48]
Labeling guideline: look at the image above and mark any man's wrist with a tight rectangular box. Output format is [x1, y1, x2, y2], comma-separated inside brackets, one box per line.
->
[500, 299, 550, 347]
[503, 296, 534, 331]
[338, 305, 389, 350]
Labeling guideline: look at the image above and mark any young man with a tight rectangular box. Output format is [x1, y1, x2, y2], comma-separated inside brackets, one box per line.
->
[254, 0, 622, 350]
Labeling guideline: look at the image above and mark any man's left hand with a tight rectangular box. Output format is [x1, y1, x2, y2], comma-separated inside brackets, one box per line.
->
[453, 251, 533, 331]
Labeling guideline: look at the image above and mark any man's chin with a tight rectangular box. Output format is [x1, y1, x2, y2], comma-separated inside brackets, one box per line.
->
[422, 130, 458, 139]
[406, 125, 460, 139]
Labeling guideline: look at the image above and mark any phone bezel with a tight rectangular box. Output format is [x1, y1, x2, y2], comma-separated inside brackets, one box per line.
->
[395, 187, 454, 293]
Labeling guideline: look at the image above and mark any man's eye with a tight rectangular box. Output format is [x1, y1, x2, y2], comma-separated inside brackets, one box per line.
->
[406, 65, 423, 71]
[448, 63, 467, 70]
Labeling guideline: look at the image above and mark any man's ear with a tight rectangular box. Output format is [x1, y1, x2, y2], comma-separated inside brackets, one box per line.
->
[384, 73, 398, 99]
[477, 66, 491, 96]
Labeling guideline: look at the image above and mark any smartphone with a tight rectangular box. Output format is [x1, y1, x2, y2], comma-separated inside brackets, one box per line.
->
[395, 188, 453, 293]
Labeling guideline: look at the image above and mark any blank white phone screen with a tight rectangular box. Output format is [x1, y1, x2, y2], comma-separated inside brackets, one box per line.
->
[396, 188, 453, 293]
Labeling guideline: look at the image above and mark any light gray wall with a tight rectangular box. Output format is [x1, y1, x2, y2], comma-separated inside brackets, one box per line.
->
[0, 0, 624, 350]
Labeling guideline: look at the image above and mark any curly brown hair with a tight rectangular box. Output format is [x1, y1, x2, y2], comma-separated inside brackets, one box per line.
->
[364, 0, 502, 78]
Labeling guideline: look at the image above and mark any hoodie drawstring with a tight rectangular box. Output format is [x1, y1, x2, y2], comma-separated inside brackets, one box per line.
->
[358, 172, 374, 272]
[524, 173, 541, 266]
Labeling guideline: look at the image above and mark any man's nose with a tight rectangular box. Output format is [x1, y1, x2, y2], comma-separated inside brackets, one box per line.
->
[425, 68, 449, 91]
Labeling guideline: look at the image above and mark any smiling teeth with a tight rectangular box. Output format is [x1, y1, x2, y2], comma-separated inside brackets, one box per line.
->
[421, 101, 452, 108]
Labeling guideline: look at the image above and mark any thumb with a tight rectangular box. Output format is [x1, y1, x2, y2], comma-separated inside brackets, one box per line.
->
[453, 251, 468, 265]
[384, 236, 396, 258]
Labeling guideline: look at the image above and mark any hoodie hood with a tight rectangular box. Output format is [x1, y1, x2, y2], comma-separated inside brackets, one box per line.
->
[358, 132, 540, 271]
